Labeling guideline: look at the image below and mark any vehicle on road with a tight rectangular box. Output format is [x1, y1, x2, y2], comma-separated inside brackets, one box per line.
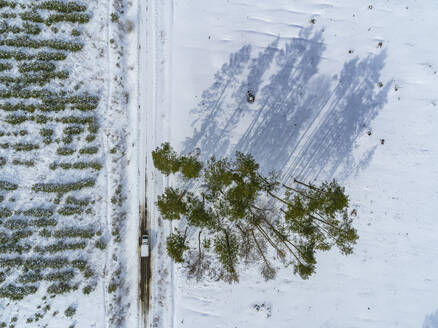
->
[141, 233, 149, 257]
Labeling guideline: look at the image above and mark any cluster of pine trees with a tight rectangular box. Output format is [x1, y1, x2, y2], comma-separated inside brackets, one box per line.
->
[152, 143, 358, 282]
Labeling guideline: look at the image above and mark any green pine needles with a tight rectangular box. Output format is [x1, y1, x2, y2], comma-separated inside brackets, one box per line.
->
[152, 143, 359, 282]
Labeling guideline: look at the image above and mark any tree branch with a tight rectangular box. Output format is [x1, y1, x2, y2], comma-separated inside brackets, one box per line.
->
[251, 230, 271, 270]
[293, 178, 323, 192]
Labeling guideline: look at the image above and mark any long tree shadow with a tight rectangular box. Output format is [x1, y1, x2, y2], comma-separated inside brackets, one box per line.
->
[184, 26, 390, 182]
[424, 309, 438, 328]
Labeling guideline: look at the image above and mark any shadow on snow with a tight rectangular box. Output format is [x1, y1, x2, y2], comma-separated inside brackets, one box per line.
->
[184, 26, 390, 183]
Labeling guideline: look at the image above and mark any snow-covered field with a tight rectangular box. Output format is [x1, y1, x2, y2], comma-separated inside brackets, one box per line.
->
[147, 0, 438, 327]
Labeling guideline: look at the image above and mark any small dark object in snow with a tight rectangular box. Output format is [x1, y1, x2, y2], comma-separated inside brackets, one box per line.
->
[368, 5, 373, 9]
[348, 49, 354, 54]
[310, 18, 316, 24]
[380, 139, 385, 145]
[377, 82, 383, 88]
[377, 41, 383, 48]
[247, 91, 255, 103]
[367, 130, 372, 136]
[368, 307, 371, 310]
[394, 85, 399, 91]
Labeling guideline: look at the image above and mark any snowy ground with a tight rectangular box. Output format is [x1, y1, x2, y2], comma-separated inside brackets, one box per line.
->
[0, 0, 140, 327]
[1, 0, 436, 327]
[144, 0, 438, 327]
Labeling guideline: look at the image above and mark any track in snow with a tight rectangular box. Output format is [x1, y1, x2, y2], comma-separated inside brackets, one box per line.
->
[139, 0, 175, 327]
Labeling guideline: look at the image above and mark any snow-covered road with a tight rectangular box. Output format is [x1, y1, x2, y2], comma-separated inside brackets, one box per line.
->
[141, 0, 175, 327]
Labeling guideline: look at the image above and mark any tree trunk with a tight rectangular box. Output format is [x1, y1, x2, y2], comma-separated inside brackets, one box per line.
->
[251, 230, 271, 270]
[293, 178, 322, 192]
[267, 190, 291, 206]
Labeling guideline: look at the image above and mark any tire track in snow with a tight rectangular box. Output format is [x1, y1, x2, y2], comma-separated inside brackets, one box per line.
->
[143, 0, 175, 327]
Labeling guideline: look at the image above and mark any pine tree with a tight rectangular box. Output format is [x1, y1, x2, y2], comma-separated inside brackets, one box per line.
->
[152, 142, 181, 175]
[166, 230, 189, 263]
[153, 143, 359, 282]
[156, 187, 187, 220]
[152, 142, 202, 178]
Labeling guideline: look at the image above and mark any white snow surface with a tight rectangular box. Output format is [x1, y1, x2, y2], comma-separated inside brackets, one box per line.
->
[144, 0, 438, 327]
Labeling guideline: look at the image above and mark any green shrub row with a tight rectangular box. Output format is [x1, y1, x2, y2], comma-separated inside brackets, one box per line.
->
[35, 240, 86, 254]
[0, 50, 67, 61]
[4, 114, 27, 124]
[0, 102, 63, 112]
[50, 161, 102, 170]
[46, 13, 90, 25]
[12, 159, 34, 166]
[0, 63, 12, 71]
[0, 88, 55, 99]
[79, 146, 98, 154]
[0, 36, 83, 52]
[0, 1, 17, 9]
[53, 227, 94, 238]
[19, 62, 56, 73]
[39, 228, 51, 237]
[0, 284, 37, 300]
[17, 269, 75, 283]
[56, 147, 75, 155]
[22, 207, 54, 217]
[87, 121, 99, 133]
[11, 230, 33, 240]
[0, 180, 18, 190]
[62, 135, 73, 144]
[40, 128, 53, 137]
[2, 71, 69, 85]
[95, 238, 106, 250]
[0, 207, 13, 218]
[58, 206, 83, 216]
[0, 243, 31, 254]
[24, 257, 69, 270]
[32, 178, 96, 193]
[4, 113, 52, 124]
[47, 282, 77, 295]
[37, 1, 87, 13]
[19, 11, 44, 23]
[0, 23, 21, 34]
[71, 28, 81, 36]
[12, 143, 40, 151]
[0, 256, 73, 271]
[63, 125, 83, 135]
[13, 130, 28, 136]
[23, 23, 42, 35]
[3, 219, 27, 229]
[1, 12, 16, 18]
[32, 218, 57, 227]
[0, 231, 32, 244]
[0, 257, 23, 267]
[65, 196, 90, 206]
[45, 269, 75, 282]
[57, 115, 94, 124]
[18, 272, 43, 284]
[85, 134, 96, 142]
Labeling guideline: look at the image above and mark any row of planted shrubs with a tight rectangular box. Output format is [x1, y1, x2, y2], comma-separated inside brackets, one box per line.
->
[0, 0, 103, 302]
[20, 11, 90, 26]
